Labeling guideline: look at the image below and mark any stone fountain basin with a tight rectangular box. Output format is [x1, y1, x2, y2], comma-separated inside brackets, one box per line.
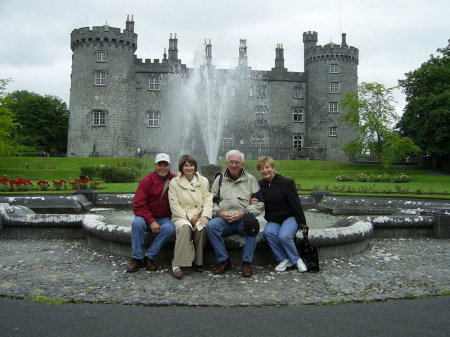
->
[1, 193, 449, 265]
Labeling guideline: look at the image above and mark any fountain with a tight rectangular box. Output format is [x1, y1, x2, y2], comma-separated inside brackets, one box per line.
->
[160, 39, 259, 171]
[1, 193, 449, 263]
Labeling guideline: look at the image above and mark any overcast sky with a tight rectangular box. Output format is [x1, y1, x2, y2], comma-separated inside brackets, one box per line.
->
[1, 0, 449, 115]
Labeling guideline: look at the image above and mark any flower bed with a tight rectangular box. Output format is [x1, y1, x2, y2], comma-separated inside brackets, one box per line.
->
[0, 177, 100, 192]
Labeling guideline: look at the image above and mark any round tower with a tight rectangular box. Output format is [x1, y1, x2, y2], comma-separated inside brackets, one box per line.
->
[68, 15, 138, 157]
[303, 31, 359, 162]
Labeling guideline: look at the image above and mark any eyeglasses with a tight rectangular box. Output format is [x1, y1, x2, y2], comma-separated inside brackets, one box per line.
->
[228, 160, 242, 165]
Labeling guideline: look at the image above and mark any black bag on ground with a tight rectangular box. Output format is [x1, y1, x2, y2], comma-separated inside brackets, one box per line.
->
[299, 231, 320, 272]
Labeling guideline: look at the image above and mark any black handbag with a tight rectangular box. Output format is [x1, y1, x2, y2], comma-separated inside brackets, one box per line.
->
[299, 231, 320, 272]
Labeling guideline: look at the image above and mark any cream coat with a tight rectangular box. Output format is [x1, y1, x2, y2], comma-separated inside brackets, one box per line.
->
[168, 172, 213, 223]
[168, 172, 213, 267]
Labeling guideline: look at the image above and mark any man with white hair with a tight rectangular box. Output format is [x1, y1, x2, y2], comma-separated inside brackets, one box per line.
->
[126, 153, 176, 273]
[206, 150, 264, 277]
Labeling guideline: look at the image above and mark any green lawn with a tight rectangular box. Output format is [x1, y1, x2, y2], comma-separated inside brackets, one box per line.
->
[1, 157, 449, 199]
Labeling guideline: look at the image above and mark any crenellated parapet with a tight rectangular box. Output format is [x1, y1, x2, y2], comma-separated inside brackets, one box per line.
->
[71, 24, 138, 52]
[304, 32, 359, 65]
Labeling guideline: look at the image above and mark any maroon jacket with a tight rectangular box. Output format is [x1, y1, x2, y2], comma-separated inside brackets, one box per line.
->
[133, 171, 176, 225]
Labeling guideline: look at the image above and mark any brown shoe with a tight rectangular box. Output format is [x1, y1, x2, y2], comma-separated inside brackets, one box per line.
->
[212, 259, 232, 274]
[144, 256, 158, 271]
[172, 267, 183, 279]
[126, 258, 143, 273]
[242, 262, 253, 277]
[193, 264, 204, 272]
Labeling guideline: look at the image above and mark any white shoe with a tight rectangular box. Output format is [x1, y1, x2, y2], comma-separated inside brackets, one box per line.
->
[275, 259, 293, 272]
[296, 258, 307, 272]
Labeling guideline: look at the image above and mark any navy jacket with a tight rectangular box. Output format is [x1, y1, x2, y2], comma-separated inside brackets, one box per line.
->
[258, 174, 307, 228]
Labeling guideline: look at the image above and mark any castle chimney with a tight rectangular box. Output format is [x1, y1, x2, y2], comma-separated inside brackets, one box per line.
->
[126, 15, 134, 33]
[275, 43, 285, 69]
[168, 33, 178, 60]
[205, 39, 212, 67]
[238, 39, 248, 67]
[341, 33, 347, 47]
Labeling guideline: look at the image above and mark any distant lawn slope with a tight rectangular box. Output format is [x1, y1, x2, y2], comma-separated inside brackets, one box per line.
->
[1, 157, 449, 199]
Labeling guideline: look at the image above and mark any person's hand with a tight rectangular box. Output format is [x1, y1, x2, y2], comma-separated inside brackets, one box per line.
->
[221, 210, 244, 223]
[250, 197, 259, 205]
[190, 215, 199, 226]
[149, 221, 161, 234]
[196, 216, 209, 227]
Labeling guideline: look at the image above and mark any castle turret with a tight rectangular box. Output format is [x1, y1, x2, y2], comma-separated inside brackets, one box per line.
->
[68, 16, 138, 157]
[303, 31, 318, 51]
[303, 31, 359, 162]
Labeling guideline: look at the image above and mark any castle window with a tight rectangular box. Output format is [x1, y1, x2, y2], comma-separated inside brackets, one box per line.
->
[94, 71, 107, 86]
[256, 87, 266, 98]
[330, 64, 339, 73]
[293, 86, 303, 99]
[92, 110, 107, 126]
[292, 107, 304, 123]
[255, 105, 268, 127]
[329, 102, 339, 113]
[329, 82, 339, 93]
[148, 76, 160, 91]
[292, 133, 303, 148]
[148, 110, 160, 127]
[220, 137, 234, 147]
[96, 51, 107, 62]
[329, 127, 337, 137]
[251, 136, 266, 148]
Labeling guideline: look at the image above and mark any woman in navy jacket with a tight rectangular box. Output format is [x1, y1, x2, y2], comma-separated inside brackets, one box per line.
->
[256, 156, 308, 272]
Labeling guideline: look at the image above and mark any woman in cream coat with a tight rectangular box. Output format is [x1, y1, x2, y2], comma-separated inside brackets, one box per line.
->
[168, 154, 213, 279]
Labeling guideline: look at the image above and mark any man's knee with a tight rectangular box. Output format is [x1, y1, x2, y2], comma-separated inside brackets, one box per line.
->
[131, 216, 147, 230]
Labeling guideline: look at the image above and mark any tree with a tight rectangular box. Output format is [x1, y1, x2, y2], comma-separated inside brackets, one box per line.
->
[6, 90, 69, 154]
[339, 82, 421, 168]
[0, 78, 20, 156]
[397, 43, 450, 159]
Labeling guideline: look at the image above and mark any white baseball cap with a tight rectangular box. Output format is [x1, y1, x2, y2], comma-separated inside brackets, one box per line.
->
[155, 153, 170, 164]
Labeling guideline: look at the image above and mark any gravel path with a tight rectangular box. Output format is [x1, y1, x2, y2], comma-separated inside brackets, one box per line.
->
[1, 238, 449, 307]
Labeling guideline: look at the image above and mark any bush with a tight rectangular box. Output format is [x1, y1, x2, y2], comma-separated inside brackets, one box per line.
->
[80, 166, 101, 180]
[98, 166, 138, 183]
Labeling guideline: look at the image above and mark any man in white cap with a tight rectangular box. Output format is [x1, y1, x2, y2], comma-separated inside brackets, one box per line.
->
[126, 153, 176, 272]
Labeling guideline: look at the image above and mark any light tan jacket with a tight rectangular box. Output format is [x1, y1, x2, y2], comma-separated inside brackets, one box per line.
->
[211, 169, 264, 217]
[168, 172, 213, 224]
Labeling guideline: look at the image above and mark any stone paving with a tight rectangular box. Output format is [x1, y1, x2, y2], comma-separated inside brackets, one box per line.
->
[0, 237, 449, 307]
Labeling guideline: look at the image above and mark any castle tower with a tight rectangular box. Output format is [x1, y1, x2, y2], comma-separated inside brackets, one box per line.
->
[303, 31, 359, 161]
[68, 16, 138, 157]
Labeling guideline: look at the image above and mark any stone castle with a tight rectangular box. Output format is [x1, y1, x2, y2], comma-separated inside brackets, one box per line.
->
[67, 16, 359, 163]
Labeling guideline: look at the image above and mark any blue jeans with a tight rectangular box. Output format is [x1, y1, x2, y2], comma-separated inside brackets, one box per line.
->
[263, 217, 299, 264]
[130, 216, 175, 260]
[206, 217, 257, 263]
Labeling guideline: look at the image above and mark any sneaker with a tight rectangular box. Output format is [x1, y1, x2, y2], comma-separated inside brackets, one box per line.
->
[275, 259, 293, 272]
[172, 267, 183, 279]
[296, 258, 307, 272]
[126, 258, 143, 273]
